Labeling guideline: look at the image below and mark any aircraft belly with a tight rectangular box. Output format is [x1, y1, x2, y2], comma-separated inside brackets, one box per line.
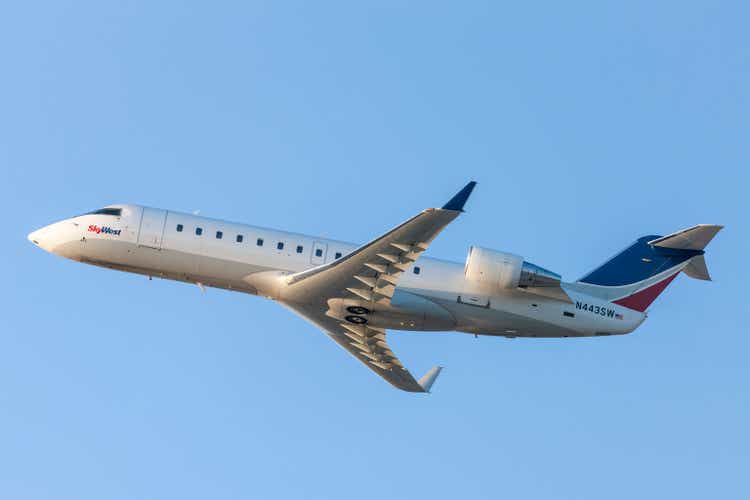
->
[77, 240, 265, 294]
[423, 294, 583, 338]
[463, 308, 580, 337]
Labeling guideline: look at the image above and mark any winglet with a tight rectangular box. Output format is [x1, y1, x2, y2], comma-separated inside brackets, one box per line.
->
[418, 366, 443, 393]
[442, 181, 477, 212]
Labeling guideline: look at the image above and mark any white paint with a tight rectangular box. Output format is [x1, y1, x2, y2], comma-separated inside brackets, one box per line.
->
[31, 199, 685, 392]
[29, 203, 645, 338]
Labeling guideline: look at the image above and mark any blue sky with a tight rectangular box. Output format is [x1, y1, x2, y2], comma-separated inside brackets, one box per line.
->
[1, 2, 748, 499]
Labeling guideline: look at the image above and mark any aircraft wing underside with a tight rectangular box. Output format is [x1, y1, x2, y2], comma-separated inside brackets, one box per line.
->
[278, 182, 476, 392]
[283, 302, 442, 392]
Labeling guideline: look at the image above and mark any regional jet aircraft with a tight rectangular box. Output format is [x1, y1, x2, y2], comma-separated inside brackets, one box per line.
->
[28, 183, 722, 392]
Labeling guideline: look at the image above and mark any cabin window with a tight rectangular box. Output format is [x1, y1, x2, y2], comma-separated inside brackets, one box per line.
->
[315, 248, 323, 257]
[257, 238, 264, 246]
[335, 252, 342, 259]
[296, 245, 303, 253]
[176, 224, 183, 232]
[414, 266, 421, 275]
[563, 311, 575, 318]
[216, 231, 223, 239]
[277, 242, 284, 250]
[196, 227, 203, 236]
[236, 234, 243, 243]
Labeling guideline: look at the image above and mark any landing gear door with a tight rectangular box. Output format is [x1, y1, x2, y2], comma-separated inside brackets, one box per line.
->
[311, 241, 327, 265]
[137, 208, 167, 249]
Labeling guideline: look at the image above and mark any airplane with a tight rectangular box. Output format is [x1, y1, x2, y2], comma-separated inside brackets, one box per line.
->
[28, 182, 722, 393]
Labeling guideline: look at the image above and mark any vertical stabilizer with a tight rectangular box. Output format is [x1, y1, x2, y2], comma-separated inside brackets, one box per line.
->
[575, 225, 722, 311]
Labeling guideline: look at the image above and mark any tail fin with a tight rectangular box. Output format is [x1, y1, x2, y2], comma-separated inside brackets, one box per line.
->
[575, 225, 723, 312]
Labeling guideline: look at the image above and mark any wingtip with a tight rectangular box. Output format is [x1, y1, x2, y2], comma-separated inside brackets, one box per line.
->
[418, 365, 443, 393]
[442, 181, 477, 212]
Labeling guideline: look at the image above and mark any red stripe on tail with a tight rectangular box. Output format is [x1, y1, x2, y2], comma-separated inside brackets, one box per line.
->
[612, 273, 680, 312]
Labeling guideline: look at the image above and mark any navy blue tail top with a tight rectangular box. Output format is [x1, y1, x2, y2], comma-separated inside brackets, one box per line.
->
[579, 236, 702, 287]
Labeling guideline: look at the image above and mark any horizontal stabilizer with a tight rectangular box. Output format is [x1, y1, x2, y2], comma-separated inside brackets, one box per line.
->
[648, 224, 723, 251]
[683, 254, 712, 281]
[418, 366, 443, 393]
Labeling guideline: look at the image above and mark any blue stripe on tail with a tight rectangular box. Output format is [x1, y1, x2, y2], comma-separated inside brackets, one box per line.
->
[579, 236, 702, 286]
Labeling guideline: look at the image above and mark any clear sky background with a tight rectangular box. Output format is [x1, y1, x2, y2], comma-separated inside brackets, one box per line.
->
[1, 2, 748, 499]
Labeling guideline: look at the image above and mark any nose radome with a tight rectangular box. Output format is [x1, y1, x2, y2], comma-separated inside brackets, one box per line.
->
[28, 229, 42, 245]
[28, 225, 56, 253]
[28, 220, 81, 258]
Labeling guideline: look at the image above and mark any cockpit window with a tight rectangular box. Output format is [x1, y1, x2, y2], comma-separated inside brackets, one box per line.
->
[84, 208, 122, 217]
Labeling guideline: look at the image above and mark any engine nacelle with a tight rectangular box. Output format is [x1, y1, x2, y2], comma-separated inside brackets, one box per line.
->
[464, 246, 561, 296]
[464, 247, 523, 291]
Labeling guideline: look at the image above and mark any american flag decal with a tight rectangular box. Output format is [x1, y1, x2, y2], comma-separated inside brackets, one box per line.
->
[615, 313, 623, 320]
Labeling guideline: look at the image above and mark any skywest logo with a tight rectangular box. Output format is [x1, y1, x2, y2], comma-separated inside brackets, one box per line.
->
[88, 225, 122, 236]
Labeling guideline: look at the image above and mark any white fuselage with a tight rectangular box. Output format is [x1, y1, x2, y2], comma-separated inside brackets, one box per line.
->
[28, 204, 645, 338]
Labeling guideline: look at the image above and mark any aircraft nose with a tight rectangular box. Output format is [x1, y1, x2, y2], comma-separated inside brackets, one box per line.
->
[28, 228, 42, 245]
[28, 225, 55, 252]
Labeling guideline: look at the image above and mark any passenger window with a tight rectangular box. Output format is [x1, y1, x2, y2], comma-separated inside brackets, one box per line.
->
[257, 238, 264, 246]
[335, 252, 342, 259]
[414, 266, 421, 275]
[196, 227, 203, 236]
[296, 245, 303, 253]
[236, 234, 243, 243]
[176, 224, 183, 232]
[216, 231, 223, 239]
[315, 248, 323, 257]
[277, 242, 284, 250]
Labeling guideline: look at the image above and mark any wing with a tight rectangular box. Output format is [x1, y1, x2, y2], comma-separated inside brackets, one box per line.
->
[283, 302, 442, 392]
[278, 181, 476, 392]
[282, 181, 477, 305]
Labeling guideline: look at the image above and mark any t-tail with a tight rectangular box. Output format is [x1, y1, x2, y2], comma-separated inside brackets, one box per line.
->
[574, 225, 723, 312]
